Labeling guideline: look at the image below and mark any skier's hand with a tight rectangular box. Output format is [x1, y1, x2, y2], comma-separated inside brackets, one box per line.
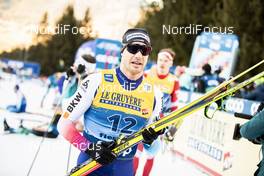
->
[85, 141, 117, 165]
[66, 67, 76, 79]
[142, 127, 164, 145]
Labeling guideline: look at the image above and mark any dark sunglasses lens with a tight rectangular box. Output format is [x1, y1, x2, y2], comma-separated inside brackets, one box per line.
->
[127, 45, 139, 54]
[127, 44, 151, 56]
[141, 46, 151, 56]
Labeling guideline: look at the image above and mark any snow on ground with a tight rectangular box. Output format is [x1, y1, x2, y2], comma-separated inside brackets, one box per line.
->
[0, 124, 80, 176]
[0, 73, 55, 116]
[136, 148, 208, 176]
[0, 118, 207, 176]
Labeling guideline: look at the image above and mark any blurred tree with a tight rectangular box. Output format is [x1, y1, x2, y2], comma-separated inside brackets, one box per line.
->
[32, 12, 52, 45]
[81, 9, 94, 39]
[137, 0, 264, 76]
[213, 0, 264, 77]
[0, 5, 94, 75]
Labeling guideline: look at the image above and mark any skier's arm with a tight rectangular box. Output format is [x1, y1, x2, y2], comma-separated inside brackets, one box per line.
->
[240, 110, 264, 140]
[16, 91, 23, 110]
[62, 76, 78, 98]
[170, 79, 179, 112]
[57, 73, 101, 152]
[143, 87, 163, 154]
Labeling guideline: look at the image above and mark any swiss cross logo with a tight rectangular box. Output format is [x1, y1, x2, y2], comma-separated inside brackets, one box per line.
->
[142, 108, 149, 115]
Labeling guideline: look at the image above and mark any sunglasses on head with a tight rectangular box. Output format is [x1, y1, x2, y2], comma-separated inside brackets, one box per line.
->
[126, 44, 152, 56]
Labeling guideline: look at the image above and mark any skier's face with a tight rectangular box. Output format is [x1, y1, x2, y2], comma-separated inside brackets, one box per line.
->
[157, 53, 173, 75]
[120, 42, 150, 79]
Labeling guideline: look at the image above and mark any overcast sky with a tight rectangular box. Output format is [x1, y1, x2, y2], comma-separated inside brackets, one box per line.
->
[0, 0, 147, 51]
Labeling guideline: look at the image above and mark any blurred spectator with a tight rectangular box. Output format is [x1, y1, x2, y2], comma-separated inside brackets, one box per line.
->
[193, 63, 221, 93]
[6, 84, 27, 113]
[134, 48, 179, 176]
[3, 118, 30, 135]
[3, 66, 15, 74]
[145, 48, 179, 113]
[175, 66, 192, 91]
[241, 77, 264, 101]
[40, 72, 61, 108]
[214, 66, 225, 84]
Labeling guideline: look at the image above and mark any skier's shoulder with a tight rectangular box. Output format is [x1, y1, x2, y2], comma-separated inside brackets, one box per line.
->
[153, 85, 163, 98]
[168, 72, 178, 81]
[75, 71, 102, 94]
[82, 71, 102, 84]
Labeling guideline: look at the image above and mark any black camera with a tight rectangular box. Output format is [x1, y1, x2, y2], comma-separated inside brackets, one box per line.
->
[233, 123, 242, 140]
[233, 102, 264, 144]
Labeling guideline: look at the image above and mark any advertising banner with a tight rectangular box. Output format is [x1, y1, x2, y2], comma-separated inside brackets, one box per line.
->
[94, 38, 122, 69]
[189, 32, 239, 79]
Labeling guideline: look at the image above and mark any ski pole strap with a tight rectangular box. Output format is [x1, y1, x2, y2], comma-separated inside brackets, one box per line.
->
[204, 98, 224, 119]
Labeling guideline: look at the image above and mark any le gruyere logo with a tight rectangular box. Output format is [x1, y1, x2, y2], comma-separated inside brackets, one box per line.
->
[100, 91, 143, 111]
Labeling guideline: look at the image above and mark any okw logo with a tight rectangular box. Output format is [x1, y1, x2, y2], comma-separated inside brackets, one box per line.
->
[67, 92, 82, 112]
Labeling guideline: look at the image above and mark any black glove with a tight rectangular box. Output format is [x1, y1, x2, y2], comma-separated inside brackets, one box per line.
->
[85, 141, 117, 165]
[77, 64, 88, 80]
[142, 127, 164, 145]
[77, 64, 86, 74]
[66, 68, 75, 79]
[165, 126, 178, 142]
[249, 138, 262, 145]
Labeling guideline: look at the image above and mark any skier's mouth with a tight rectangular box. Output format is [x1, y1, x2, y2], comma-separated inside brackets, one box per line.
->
[131, 61, 142, 66]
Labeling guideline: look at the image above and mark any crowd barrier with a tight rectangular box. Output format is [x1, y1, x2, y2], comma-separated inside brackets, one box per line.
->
[171, 91, 261, 176]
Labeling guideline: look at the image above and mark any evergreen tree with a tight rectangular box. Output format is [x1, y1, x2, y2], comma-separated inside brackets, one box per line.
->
[214, 0, 264, 76]
[0, 5, 94, 75]
[137, 0, 264, 76]
[32, 12, 52, 45]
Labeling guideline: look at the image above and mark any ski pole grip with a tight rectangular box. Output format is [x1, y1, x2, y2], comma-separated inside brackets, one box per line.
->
[233, 123, 242, 140]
